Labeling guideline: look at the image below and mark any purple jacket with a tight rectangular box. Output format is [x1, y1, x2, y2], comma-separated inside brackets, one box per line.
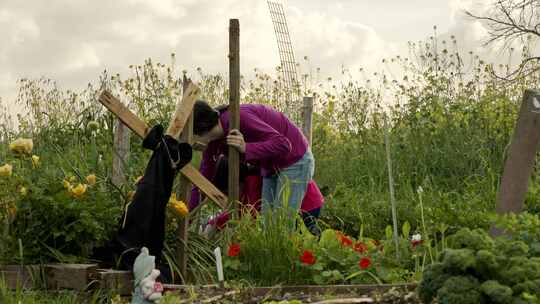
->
[189, 104, 308, 209]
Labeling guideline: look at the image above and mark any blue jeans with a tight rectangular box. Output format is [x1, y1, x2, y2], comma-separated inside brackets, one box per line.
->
[261, 150, 315, 216]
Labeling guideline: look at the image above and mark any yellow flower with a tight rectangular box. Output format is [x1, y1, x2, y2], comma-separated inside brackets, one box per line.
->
[169, 200, 189, 218]
[127, 191, 135, 201]
[20, 187, 27, 196]
[70, 183, 87, 198]
[7, 205, 17, 219]
[9, 138, 33, 155]
[31, 155, 40, 168]
[68, 175, 77, 183]
[86, 174, 97, 186]
[0, 164, 13, 177]
[63, 179, 71, 189]
[169, 193, 177, 204]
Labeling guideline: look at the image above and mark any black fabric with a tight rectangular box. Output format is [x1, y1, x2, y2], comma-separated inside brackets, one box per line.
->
[212, 155, 255, 194]
[92, 124, 192, 274]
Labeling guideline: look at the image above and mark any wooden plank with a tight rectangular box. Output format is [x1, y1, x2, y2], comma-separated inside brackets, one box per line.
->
[0, 265, 40, 289]
[491, 89, 540, 235]
[90, 269, 133, 295]
[176, 76, 194, 282]
[228, 19, 241, 208]
[44, 264, 98, 291]
[180, 164, 228, 209]
[166, 82, 201, 139]
[160, 283, 416, 297]
[98, 91, 149, 138]
[112, 119, 130, 186]
[302, 96, 314, 145]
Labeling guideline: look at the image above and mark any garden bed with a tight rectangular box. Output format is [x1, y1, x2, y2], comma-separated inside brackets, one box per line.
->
[162, 283, 418, 303]
[1, 264, 419, 303]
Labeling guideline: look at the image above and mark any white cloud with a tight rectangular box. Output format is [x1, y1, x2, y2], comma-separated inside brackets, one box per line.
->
[1, 0, 505, 115]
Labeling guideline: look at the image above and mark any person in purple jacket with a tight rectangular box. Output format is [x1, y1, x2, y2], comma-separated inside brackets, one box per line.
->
[189, 101, 315, 220]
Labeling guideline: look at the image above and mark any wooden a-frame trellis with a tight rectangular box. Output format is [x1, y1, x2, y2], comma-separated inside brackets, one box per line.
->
[98, 81, 228, 281]
[97, 19, 241, 280]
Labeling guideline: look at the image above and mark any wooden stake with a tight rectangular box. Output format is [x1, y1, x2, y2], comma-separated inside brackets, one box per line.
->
[228, 19, 240, 209]
[302, 96, 314, 145]
[112, 119, 130, 187]
[384, 115, 399, 261]
[491, 89, 540, 235]
[176, 76, 193, 282]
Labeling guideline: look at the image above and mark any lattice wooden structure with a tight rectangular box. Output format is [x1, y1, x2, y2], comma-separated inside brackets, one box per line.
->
[267, 1, 301, 124]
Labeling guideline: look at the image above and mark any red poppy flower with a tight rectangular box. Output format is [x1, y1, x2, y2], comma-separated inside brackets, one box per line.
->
[227, 243, 241, 257]
[300, 250, 316, 265]
[359, 257, 371, 269]
[340, 236, 353, 247]
[354, 242, 368, 253]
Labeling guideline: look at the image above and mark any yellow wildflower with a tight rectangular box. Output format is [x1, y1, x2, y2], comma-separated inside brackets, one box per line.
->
[20, 187, 27, 196]
[31, 155, 40, 168]
[0, 164, 13, 177]
[169, 200, 189, 218]
[7, 205, 17, 219]
[86, 174, 97, 186]
[127, 191, 135, 201]
[70, 183, 87, 198]
[63, 179, 71, 189]
[9, 138, 33, 155]
[68, 175, 77, 183]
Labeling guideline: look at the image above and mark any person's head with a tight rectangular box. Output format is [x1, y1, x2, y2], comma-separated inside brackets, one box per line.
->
[193, 100, 223, 142]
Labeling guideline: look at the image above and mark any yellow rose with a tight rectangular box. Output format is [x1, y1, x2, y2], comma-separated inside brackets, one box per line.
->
[70, 183, 87, 198]
[170, 200, 189, 218]
[20, 187, 27, 196]
[0, 164, 13, 177]
[31, 155, 40, 168]
[86, 174, 97, 186]
[9, 138, 33, 155]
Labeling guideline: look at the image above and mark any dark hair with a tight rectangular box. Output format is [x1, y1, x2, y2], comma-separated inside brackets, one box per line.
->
[193, 100, 220, 135]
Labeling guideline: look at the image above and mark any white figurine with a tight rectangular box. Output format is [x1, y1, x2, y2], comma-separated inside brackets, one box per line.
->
[131, 247, 163, 304]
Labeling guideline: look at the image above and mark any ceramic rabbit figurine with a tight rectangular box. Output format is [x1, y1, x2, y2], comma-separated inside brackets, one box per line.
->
[131, 247, 163, 304]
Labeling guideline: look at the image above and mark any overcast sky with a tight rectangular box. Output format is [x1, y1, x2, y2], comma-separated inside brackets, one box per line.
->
[0, 0, 493, 113]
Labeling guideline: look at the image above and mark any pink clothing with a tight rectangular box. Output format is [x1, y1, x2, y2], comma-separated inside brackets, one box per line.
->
[208, 177, 324, 230]
[301, 180, 325, 211]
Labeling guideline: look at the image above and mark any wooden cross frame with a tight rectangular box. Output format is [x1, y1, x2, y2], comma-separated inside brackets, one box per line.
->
[97, 85, 228, 209]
